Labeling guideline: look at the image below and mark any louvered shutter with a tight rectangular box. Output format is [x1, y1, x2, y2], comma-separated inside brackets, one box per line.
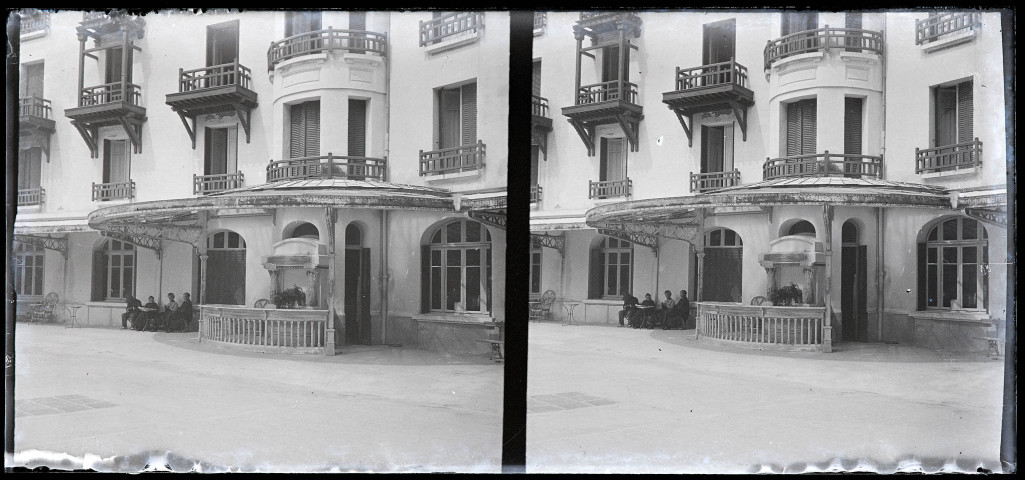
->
[917, 243, 927, 310]
[532, 60, 542, 98]
[461, 83, 477, 146]
[350, 12, 366, 53]
[599, 137, 609, 181]
[305, 101, 320, 157]
[92, 248, 108, 301]
[801, 100, 816, 154]
[957, 79, 973, 143]
[786, 102, 801, 156]
[440, 88, 461, 150]
[102, 140, 112, 183]
[348, 99, 366, 157]
[289, 103, 305, 159]
[421, 245, 431, 313]
[844, 97, 863, 155]
[588, 243, 603, 299]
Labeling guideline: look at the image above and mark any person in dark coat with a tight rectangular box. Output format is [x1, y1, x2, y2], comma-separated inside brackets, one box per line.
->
[135, 296, 159, 331]
[637, 293, 657, 328]
[663, 289, 691, 330]
[677, 290, 691, 329]
[618, 293, 638, 327]
[167, 292, 194, 333]
[121, 296, 141, 330]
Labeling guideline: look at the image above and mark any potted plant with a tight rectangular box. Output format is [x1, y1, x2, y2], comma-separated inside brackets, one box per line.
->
[272, 284, 307, 309]
[768, 282, 804, 307]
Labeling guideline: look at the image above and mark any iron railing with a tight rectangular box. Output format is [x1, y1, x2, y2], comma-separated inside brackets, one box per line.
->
[532, 95, 550, 117]
[194, 173, 245, 195]
[267, 28, 387, 70]
[92, 181, 135, 201]
[576, 80, 638, 105]
[763, 152, 883, 180]
[916, 12, 982, 45]
[20, 10, 50, 34]
[19, 96, 52, 119]
[178, 60, 252, 92]
[533, 12, 547, 31]
[419, 141, 486, 176]
[267, 154, 387, 182]
[78, 82, 142, 107]
[530, 185, 542, 203]
[419, 12, 484, 47]
[675, 59, 749, 91]
[18, 188, 45, 206]
[690, 170, 741, 193]
[588, 179, 631, 199]
[916, 138, 982, 174]
[764, 26, 884, 69]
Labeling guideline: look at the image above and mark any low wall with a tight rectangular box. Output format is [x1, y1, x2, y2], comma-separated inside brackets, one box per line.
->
[696, 302, 831, 352]
[198, 305, 329, 354]
[884, 311, 1005, 354]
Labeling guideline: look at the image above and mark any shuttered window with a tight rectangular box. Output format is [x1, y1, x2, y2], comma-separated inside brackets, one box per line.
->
[701, 124, 734, 173]
[348, 99, 367, 157]
[289, 100, 320, 158]
[461, 83, 477, 146]
[105, 47, 132, 85]
[599, 137, 627, 182]
[956, 80, 973, 143]
[934, 79, 973, 147]
[92, 239, 136, 301]
[205, 126, 238, 175]
[437, 82, 477, 150]
[529, 247, 542, 297]
[785, 99, 817, 156]
[18, 148, 42, 190]
[13, 242, 45, 297]
[601, 45, 628, 83]
[844, 97, 863, 155]
[349, 12, 366, 53]
[103, 139, 130, 184]
[285, 11, 322, 37]
[21, 62, 44, 99]
[532, 60, 542, 97]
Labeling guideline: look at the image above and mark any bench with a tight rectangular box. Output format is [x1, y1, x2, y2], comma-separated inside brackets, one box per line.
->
[475, 339, 504, 362]
[974, 337, 1004, 356]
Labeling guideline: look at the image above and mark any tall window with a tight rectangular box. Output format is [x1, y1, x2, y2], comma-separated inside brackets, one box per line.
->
[600, 137, 627, 183]
[424, 219, 492, 314]
[781, 11, 818, 35]
[285, 11, 322, 37]
[933, 79, 973, 149]
[289, 100, 320, 159]
[204, 126, 238, 176]
[348, 98, 368, 178]
[703, 19, 736, 66]
[920, 217, 988, 310]
[589, 236, 633, 299]
[92, 239, 136, 301]
[785, 99, 817, 156]
[204, 231, 246, 305]
[701, 124, 735, 174]
[20, 61, 44, 99]
[437, 82, 477, 150]
[18, 148, 42, 193]
[103, 139, 130, 184]
[529, 246, 542, 298]
[13, 242, 45, 297]
[844, 97, 863, 155]
[702, 228, 743, 303]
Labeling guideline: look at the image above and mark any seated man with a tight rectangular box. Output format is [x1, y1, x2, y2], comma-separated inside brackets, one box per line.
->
[663, 290, 689, 330]
[659, 290, 677, 328]
[136, 296, 159, 331]
[121, 296, 141, 330]
[157, 293, 179, 332]
[637, 293, 657, 329]
[617, 293, 638, 327]
[167, 292, 193, 333]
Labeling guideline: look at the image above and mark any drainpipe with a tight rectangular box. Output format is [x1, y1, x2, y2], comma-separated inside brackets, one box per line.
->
[877, 20, 888, 343]
[381, 14, 391, 345]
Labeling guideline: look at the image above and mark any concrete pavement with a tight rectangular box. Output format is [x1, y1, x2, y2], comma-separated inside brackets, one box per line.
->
[526, 322, 1005, 474]
[9, 323, 504, 473]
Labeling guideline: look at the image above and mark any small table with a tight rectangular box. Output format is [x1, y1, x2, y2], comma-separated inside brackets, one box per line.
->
[636, 305, 656, 328]
[561, 300, 581, 326]
[64, 305, 82, 329]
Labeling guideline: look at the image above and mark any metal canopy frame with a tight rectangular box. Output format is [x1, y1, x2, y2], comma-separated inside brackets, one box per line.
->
[529, 232, 565, 255]
[13, 234, 68, 257]
[467, 209, 506, 231]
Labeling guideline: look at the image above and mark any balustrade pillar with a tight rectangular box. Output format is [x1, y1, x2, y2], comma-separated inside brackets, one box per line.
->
[803, 266, 816, 304]
[765, 266, 777, 295]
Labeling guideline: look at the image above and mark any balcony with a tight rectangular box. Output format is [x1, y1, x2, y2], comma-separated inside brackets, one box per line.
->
[663, 59, 754, 147]
[194, 173, 245, 195]
[65, 83, 146, 158]
[419, 141, 486, 178]
[419, 12, 484, 53]
[562, 81, 643, 156]
[18, 188, 45, 206]
[916, 139, 982, 175]
[267, 154, 388, 183]
[764, 27, 883, 70]
[576, 11, 642, 34]
[19, 97, 56, 157]
[530, 185, 542, 204]
[691, 170, 741, 193]
[762, 153, 882, 181]
[92, 181, 135, 201]
[19, 10, 49, 39]
[268, 28, 387, 71]
[588, 179, 632, 199]
[532, 95, 552, 160]
[77, 10, 145, 39]
[916, 12, 982, 51]
[166, 60, 258, 148]
[533, 12, 546, 36]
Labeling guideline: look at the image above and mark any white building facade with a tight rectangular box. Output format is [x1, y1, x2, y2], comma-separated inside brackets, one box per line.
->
[13, 10, 508, 355]
[529, 11, 1009, 353]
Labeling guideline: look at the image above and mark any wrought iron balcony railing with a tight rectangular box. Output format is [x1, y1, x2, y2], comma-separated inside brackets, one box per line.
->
[419, 141, 486, 176]
[576, 80, 638, 105]
[532, 95, 550, 117]
[530, 185, 542, 203]
[419, 12, 484, 47]
[675, 59, 750, 91]
[19, 96, 52, 119]
[18, 188, 45, 206]
[764, 27, 884, 69]
[533, 12, 547, 31]
[267, 28, 387, 70]
[79, 82, 142, 107]
[588, 178, 632, 199]
[916, 12, 982, 45]
[690, 170, 741, 193]
[763, 152, 883, 180]
[915, 138, 982, 174]
[267, 154, 387, 182]
[92, 181, 135, 201]
[194, 173, 245, 195]
[20, 10, 50, 35]
[178, 60, 252, 92]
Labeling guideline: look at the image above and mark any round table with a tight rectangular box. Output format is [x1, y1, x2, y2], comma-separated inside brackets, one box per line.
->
[64, 305, 82, 328]
[561, 300, 581, 326]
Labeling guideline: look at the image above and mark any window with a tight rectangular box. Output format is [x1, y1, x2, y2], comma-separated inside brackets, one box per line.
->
[781, 11, 818, 36]
[600, 137, 627, 183]
[204, 126, 238, 176]
[18, 148, 42, 193]
[787, 220, 816, 237]
[103, 139, 131, 185]
[589, 236, 633, 299]
[934, 79, 973, 149]
[844, 97, 863, 155]
[702, 228, 743, 303]
[920, 217, 988, 310]
[348, 99, 368, 177]
[437, 82, 477, 150]
[532, 60, 542, 98]
[202, 231, 246, 305]
[285, 11, 322, 37]
[20, 62, 44, 99]
[785, 99, 817, 156]
[424, 219, 492, 313]
[13, 242, 45, 297]
[289, 100, 320, 159]
[92, 239, 136, 301]
[529, 246, 542, 298]
[703, 19, 736, 65]
[701, 124, 735, 174]
[105, 46, 132, 85]
[289, 222, 320, 240]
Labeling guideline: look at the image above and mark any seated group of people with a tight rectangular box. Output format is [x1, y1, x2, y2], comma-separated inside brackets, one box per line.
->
[121, 292, 193, 333]
[618, 290, 691, 330]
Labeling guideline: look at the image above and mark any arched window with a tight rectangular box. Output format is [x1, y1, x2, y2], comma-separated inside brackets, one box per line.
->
[788, 220, 816, 237]
[290, 222, 320, 239]
[703, 228, 743, 302]
[13, 242, 45, 297]
[424, 219, 492, 313]
[203, 231, 246, 305]
[589, 236, 633, 299]
[345, 223, 362, 247]
[842, 221, 859, 244]
[920, 217, 989, 310]
[92, 238, 136, 301]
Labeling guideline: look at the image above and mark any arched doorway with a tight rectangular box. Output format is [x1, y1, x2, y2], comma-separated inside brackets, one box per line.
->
[343, 223, 371, 345]
[201, 230, 246, 305]
[701, 227, 743, 302]
[840, 220, 867, 342]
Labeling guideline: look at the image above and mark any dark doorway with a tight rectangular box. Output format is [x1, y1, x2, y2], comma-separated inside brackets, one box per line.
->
[840, 222, 868, 342]
[343, 224, 371, 345]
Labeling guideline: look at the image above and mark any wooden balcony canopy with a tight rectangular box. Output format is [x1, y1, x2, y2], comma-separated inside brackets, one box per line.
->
[165, 60, 259, 149]
[662, 59, 754, 147]
[532, 95, 552, 160]
[19, 96, 56, 159]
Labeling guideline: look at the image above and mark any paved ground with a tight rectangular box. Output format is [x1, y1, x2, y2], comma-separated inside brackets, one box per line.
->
[526, 322, 1006, 474]
[9, 323, 504, 473]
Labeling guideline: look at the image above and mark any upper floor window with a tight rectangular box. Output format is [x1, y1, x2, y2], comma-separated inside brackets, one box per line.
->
[103, 139, 131, 186]
[437, 82, 477, 150]
[92, 239, 136, 301]
[20, 62, 44, 100]
[589, 236, 633, 299]
[844, 97, 864, 155]
[285, 11, 322, 37]
[701, 124, 735, 174]
[933, 79, 973, 150]
[18, 148, 43, 195]
[207, 20, 240, 68]
[703, 18, 736, 66]
[919, 217, 989, 311]
[289, 100, 321, 159]
[784, 98, 817, 156]
[781, 11, 818, 36]
[205, 126, 238, 176]
[529, 246, 542, 298]
[13, 242, 45, 297]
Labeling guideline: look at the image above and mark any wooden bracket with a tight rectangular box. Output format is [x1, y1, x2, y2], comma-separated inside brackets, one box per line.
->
[118, 116, 143, 154]
[674, 110, 693, 148]
[72, 121, 99, 158]
[568, 119, 596, 157]
[728, 100, 748, 142]
[175, 110, 196, 149]
[233, 104, 252, 144]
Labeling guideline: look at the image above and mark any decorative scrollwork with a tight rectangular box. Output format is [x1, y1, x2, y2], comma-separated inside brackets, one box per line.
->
[13, 234, 68, 256]
[530, 233, 565, 255]
[467, 209, 506, 231]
